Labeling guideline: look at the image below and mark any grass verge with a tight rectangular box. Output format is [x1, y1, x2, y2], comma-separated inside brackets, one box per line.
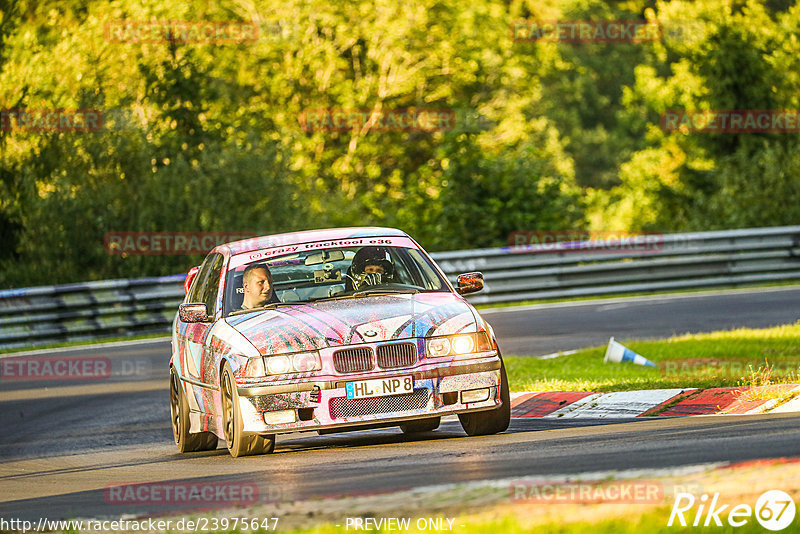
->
[505, 323, 800, 392]
[141, 458, 800, 534]
[280, 509, 779, 533]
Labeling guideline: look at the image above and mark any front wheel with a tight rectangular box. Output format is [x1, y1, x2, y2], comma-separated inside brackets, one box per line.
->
[221, 362, 276, 458]
[458, 357, 511, 436]
[170, 367, 218, 453]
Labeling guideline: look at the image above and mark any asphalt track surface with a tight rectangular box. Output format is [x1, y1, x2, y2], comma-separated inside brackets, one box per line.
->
[2, 287, 800, 521]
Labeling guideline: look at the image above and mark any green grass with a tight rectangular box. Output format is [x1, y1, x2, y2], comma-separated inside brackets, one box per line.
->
[498, 510, 793, 534]
[216, 507, 781, 534]
[474, 280, 800, 310]
[505, 323, 800, 392]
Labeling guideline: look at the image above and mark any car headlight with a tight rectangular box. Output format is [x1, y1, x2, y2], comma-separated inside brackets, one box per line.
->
[266, 355, 292, 374]
[264, 351, 321, 375]
[451, 335, 475, 355]
[427, 337, 451, 357]
[425, 332, 492, 358]
[242, 356, 266, 378]
[292, 351, 320, 372]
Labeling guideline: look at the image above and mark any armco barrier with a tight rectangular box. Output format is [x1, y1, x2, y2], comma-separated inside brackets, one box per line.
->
[436, 226, 800, 304]
[2, 226, 800, 350]
[0, 276, 184, 350]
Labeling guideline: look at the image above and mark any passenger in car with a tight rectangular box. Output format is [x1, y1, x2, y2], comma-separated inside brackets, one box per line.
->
[241, 263, 279, 309]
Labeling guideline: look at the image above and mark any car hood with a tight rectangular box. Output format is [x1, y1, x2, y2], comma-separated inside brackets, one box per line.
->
[225, 293, 478, 356]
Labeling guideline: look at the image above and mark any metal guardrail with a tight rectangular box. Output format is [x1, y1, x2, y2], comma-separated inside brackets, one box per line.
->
[435, 226, 800, 304]
[0, 276, 184, 350]
[2, 226, 800, 350]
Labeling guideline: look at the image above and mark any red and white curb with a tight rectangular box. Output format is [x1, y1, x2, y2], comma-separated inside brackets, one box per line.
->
[510, 385, 800, 418]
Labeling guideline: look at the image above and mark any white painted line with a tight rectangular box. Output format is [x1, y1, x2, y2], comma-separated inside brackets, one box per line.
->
[547, 389, 690, 418]
[546, 393, 603, 418]
[763, 386, 800, 413]
[479, 285, 800, 315]
[744, 398, 782, 414]
[767, 397, 800, 413]
[0, 336, 171, 358]
[537, 350, 577, 360]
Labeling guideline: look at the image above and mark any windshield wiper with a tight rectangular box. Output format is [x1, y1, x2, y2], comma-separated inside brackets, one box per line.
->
[351, 288, 420, 297]
[302, 288, 422, 304]
[306, 294, 355, 303]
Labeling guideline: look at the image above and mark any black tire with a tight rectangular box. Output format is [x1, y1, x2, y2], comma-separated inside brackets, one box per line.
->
[221, 362, 276, 458]
[400, 417, 441, 434]
[458, 356, 511, 436]
[170, 367, 218, 453]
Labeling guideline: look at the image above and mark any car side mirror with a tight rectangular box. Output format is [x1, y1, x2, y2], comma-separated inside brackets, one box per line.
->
[456, 272, 484, 295]
[184, 266, 199, 296]
[179, 302, 210, 323]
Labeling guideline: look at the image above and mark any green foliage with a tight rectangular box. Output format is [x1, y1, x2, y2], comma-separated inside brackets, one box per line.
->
[432, 136, 584, 250]
[597, 0, 800, 231]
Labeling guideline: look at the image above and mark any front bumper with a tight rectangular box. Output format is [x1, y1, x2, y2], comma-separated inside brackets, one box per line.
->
[236, 354, 502, 434]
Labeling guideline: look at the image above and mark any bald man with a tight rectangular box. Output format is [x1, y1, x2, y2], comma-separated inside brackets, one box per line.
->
[241, 264, 278, 309]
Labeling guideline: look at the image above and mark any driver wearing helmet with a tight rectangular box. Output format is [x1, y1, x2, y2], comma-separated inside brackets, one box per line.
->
[347, 248, 394, 290]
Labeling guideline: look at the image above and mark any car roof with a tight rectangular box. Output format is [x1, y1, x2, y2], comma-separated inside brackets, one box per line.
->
[221, 226, 410, 255]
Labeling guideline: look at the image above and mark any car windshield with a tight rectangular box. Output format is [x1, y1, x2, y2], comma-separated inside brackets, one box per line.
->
[224, 245, 448, 315]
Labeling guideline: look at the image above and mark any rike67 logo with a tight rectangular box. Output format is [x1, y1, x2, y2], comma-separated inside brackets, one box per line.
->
[669, 490, 796, 531]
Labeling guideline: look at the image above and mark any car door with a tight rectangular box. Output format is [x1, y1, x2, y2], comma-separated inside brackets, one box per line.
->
[179, 252, 224, 393]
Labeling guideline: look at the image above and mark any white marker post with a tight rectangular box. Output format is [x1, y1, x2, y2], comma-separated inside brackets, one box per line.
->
[604, 337, 656, 367]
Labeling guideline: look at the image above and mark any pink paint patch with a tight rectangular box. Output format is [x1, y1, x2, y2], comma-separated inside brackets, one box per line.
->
[511, 391, 596, 418]
[656, 387, 741, 416]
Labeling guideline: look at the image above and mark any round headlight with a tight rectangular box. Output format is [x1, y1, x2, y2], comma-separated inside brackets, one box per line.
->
[266, 355, 292, 375]
[292, 352, 318, 372]
[451, 335, 475, 355]
[428, 338, 451, 357]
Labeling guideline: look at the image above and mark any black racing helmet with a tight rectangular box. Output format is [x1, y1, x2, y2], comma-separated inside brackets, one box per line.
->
[350, 247, 394, 277]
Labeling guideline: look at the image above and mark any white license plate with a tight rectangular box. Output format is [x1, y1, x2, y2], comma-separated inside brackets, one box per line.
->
[345, 376, 414, 399]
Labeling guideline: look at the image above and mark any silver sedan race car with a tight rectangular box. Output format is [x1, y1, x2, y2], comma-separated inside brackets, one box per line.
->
[170, 227, 510, 457]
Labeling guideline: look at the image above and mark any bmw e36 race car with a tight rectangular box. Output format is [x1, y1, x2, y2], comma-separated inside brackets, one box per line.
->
[170, 227, 510, 457]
